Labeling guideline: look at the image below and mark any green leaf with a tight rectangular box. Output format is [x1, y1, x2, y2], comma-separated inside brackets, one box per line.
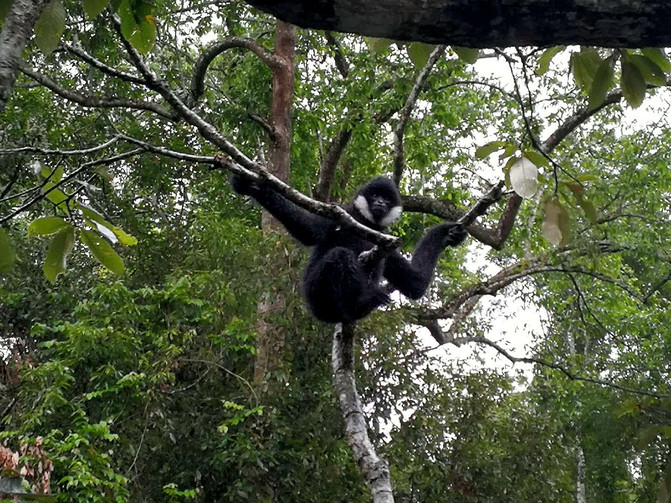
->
[567, 183, 598, 224]
[34, 0, 66, 56]
[630, 54, 667, 86]
[571, 49, 601, 92]
[475, 141, 505, 159]
[42, 225, 75, 283]
[81, 229, 125, 275]
[407, 42, 434, 68]
[621, 60, 647, 108]
[119, 0, 156, 54]
[112, 226, 138, 246]
[641, 48, 671, 73]
[40, 164, 63, 182]
[364, 37, 393, 53]
[587, 57, 615, 111]
[523, 150, 550, 168]
[42, 181, 69, 207]
[83, 0, 110, 18]
[499, 143, 517, 160]
[0, 0, 12, 23]
[27, 216, 70, 237]
[453, 46, 479, 64]
[0, 228, 16, 273]
[110, 0, 122, 10]
[536, 46, 565, 75]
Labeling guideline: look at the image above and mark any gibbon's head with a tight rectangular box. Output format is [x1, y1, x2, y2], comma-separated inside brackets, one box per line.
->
[353, 177, 403, 228]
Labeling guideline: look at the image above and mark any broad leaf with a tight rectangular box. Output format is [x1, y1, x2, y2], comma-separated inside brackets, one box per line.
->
[83, 0, 110, 18]
[40, 164, 63, 182]
[542, 198, 571, 246]
[571, 49, 601, 92]
[27, 216, 69, 236]
[641, 47, 671, 73]
[42, 181, 69, 207]
[81, 229, 125, 275]
[43, 225, 75, 283]
[112, 226, 138, 246]
[567, 183, 598, 224]
[34, 0, 66, 56]
[588, 57, 615, 110]
[119, 0, 156, 54]
[523, 150, 550, 168]
[453, 47, 479, 64]
[630, 54, 667, 86]
[475, 141, 505, 159]
[509, 158, 538, 198]
[407, 43, 434, 68]
[364, 37, 393, 53]
[81, 204, 137, 246]
[537, 46, 565, 75]
[0, 228, 16, 273]
[621, 60, 647, 108]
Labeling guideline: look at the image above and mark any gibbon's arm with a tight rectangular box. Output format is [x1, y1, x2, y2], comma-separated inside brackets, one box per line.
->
[231, 175, 330, 246]
[383, 223, 467, 299]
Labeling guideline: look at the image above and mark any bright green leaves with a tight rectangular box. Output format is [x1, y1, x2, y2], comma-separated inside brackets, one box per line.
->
[43, 225, 75, 283]
[587, 55, 615, 111]
[81, 229, 125, 275]
[83, 0, 110, 18]
[364, 37, 393, 53]
[27, 216, 70, 236]
[620, 59, 647, 109]
[475, 141, 506, 159]
[118, 0, 157, 54]
[407, 42, 434, 68]
[452, 46, 479, 64]
[0, 228, 16, 273]
[568, 48, 671, 110]
[536, 46, 565, 75]
[571, 49, 602, 93]
[34, 0, 66, 55]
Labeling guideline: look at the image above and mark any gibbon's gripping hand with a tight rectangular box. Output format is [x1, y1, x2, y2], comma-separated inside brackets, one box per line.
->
[443, 223, 468, 247]
[230, 173, 261, 197]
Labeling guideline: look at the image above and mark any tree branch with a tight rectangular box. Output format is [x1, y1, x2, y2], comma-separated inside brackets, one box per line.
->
[332, 323, 394, 503]
[20, 66, 176, 119]
[392, 45, 447, 186]
[190, 37, 278, 103]
[62, 42, 146, 85]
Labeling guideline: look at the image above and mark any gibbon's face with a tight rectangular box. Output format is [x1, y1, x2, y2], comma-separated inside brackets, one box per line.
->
[354, 177, 403, 228]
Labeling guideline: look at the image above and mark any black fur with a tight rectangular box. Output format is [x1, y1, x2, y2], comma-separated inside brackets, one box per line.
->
[232, 175, 467, 323]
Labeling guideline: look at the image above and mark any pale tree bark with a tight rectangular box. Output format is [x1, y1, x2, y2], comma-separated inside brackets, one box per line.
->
[244, 0, 671, 48]
[0, 0, 51, 112]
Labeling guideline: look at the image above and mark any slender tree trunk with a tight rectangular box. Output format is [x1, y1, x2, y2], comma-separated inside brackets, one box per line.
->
[253, 21, 296, 389]
[0, 0, 50, 113]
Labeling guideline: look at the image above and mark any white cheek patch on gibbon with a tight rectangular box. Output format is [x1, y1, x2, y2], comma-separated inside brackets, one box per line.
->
[354, 195, 375, 223]
[379, 205, 402, 227]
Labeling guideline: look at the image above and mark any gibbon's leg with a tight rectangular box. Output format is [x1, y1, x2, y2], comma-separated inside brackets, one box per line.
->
[303, 248, 390, 323]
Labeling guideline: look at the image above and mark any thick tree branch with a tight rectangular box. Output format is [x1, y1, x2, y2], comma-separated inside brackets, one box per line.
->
[0, 0, 50, 112]
[325, 31, 350, 78]
[393, 45, 447, 186]
[190, 37, 278, 103]
[115, 18, 262, 174]
[332, 323, 394, 503]
[20, 66, 176, 119]
[243, 0, 671, 48]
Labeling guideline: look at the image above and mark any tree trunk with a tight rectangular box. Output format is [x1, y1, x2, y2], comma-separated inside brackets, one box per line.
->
[0, 0, 51, 112]
[244, 0, 671, 48]
[253, 21, 296, 390]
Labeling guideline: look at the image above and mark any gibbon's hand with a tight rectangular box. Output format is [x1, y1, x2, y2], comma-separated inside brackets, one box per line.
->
[444, 223, 468, 247]
[230, 173, 261, 197]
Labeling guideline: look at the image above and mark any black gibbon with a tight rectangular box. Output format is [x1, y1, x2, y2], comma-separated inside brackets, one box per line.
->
[232, 175, 467, 323]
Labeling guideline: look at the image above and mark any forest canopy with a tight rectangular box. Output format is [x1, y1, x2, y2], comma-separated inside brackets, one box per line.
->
[0, 1, 670, 502]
